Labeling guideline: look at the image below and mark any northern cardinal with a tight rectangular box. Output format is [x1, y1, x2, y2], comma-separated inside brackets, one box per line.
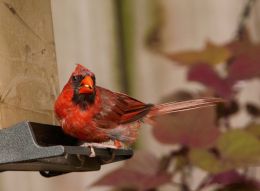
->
[55, 64, 222, 152]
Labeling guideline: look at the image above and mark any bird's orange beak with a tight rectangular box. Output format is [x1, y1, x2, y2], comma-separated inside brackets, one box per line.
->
[79, 76, 94, 94]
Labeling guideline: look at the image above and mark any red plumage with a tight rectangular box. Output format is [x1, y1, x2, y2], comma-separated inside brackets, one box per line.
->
[55, 64, 222, 148]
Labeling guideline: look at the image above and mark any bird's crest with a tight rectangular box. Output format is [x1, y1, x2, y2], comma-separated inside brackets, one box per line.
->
[72, 64, 94, 77]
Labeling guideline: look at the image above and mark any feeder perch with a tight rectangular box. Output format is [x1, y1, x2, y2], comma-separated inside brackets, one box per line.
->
[0, 121, 133, 177]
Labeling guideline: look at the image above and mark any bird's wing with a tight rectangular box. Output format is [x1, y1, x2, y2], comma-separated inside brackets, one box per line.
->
[94, 86, 153, 127]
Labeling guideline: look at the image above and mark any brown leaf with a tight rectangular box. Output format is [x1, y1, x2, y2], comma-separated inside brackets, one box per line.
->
[165, 41, 232, 65]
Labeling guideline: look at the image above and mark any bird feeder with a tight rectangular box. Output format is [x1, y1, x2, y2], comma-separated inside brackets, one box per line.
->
[0, 121, 133, 177]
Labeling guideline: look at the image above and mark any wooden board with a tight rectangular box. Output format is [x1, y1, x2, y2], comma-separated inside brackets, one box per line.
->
[0, 0, 59, 128]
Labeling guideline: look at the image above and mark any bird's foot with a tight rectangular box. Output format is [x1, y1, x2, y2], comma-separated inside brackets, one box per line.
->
[113, 140, 122, 148]
[81, 142, 118, 157]
[84, 142, 118, 149]
[80, 143, 96, 157]
[89, 146, 96, 157]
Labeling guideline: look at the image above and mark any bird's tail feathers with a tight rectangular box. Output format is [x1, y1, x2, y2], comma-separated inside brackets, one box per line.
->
[147, 97, 223, 118]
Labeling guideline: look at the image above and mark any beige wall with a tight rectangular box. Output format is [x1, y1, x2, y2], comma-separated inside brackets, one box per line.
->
[52, 0, 118, 91]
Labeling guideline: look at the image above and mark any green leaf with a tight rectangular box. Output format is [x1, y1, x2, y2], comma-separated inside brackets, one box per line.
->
[189, 149, 230, 173]
[190, 130, 260, 173]
[246, 123, 260, 139]
[217, 130, 260, 164]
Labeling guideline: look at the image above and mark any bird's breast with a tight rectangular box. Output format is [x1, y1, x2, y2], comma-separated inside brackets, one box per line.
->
[55, 89, 110, 142]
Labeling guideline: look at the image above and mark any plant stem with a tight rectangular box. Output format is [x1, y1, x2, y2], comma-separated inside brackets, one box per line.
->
[235, 0, 256, 40]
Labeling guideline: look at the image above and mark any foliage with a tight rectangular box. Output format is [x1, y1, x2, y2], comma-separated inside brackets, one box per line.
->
[92, 151, 171, 190]
[93, 1, 260, 190]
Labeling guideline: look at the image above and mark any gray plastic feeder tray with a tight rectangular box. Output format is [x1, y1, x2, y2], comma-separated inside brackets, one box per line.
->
[0, 121, 133, 177]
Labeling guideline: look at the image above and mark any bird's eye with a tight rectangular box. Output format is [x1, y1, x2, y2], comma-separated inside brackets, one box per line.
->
[72, 75, 83, 83]
[72, 76, 77, 81]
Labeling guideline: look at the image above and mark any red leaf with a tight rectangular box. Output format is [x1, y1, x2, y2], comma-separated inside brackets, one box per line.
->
[92, 151, 171, 190]
[187, 35, 260, 98]
[226, 36, 260, 59]
[228, 54, 260, 81]
[208, 171, 245, 186]
[188, 63, 233, 98]
[152, 107, 220, 148]
[206, 170, 260, 190]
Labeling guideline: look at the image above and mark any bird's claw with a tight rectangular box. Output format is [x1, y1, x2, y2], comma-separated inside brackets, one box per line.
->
[89, 146, 96, 157]
[80, 143, 96, 157]
[81, 142, 120, 157]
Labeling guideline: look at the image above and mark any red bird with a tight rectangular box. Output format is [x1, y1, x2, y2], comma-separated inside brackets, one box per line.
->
[55, 64, 222, 151]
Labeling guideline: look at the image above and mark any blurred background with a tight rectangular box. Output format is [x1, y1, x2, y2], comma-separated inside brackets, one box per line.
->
[0, 0, 260, 190]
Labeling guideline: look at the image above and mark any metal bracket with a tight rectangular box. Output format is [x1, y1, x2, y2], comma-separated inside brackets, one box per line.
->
[0, 121, 133, 177]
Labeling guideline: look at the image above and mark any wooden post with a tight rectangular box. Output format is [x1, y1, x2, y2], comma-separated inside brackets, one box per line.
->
[0, 0, 59, 190]
[0, 0, 59, 128]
